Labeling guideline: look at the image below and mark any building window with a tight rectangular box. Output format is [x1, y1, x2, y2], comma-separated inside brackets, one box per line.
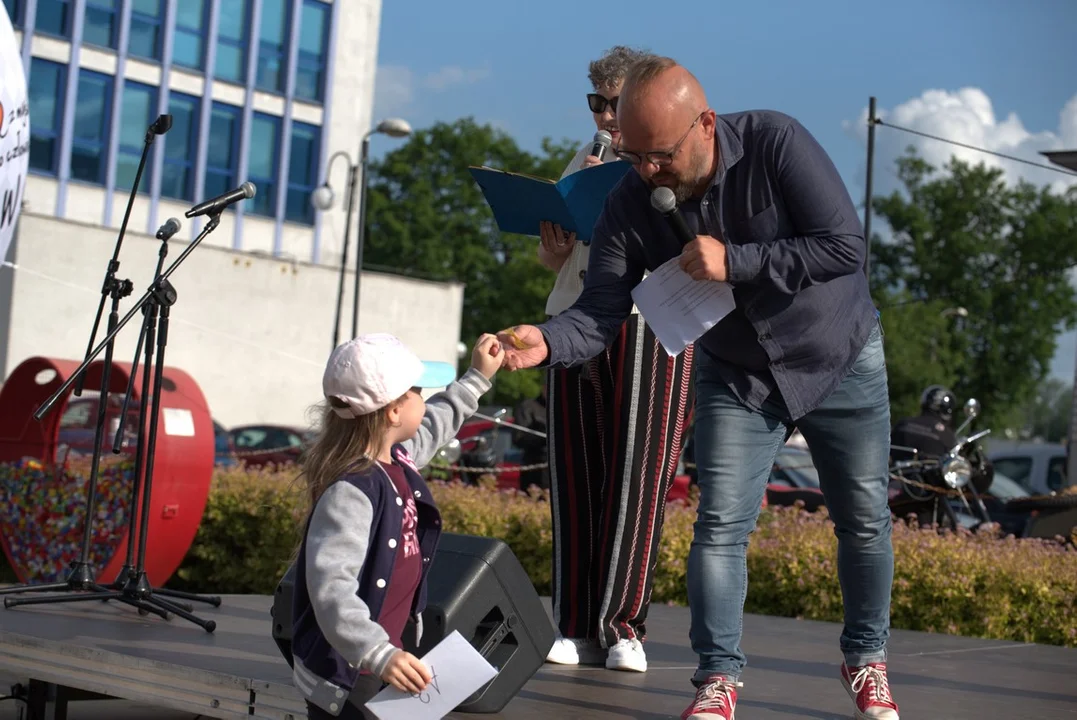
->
[3, 0, 21, 26]
[214, 0, 249, 85]
[285, 121, 319, 225]
[71, 71, 113, 185]
[35, 0, 70, 37]
[247, 113, 280, 218]
[161, 93, 200, 201]
[295, 0, 329, 102]
[172, 0, 206, 71]
[83, 0, 118, 49]
[256, 0, 288, 93]
[129, 0, 164, 61]
[115, 81, 158, 193]
[28, 59, 66, 175]
[205, 102, 240, 202]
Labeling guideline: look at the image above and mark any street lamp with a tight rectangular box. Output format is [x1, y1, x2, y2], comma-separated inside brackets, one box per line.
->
[312, 117, 413, 349]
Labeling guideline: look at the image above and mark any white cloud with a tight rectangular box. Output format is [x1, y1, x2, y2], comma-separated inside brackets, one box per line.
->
[372, 64, 414, 119]
[422, 65, 490, 92]
[371, 63, 490, 119]
[844, 88, 1077, 196]
[845, 89, 1077, 380]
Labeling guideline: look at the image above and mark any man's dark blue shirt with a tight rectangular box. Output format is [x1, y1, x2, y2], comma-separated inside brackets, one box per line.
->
[538, 109, 879, 421]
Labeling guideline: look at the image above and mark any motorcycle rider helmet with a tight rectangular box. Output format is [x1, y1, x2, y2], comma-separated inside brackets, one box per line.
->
[920, 385, 956, 422]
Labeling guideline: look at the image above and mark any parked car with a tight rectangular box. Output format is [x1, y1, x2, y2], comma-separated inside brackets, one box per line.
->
[451, 411, 526, 490]
[988, 443, 1070, 496]
[228, 424, 310, 468]
[55, 393, 140, 461]
[214, 421, 238, 467]
[442, 409, 696, 498]
[680, 435, 824, 509]
[763, 446, 828, 512]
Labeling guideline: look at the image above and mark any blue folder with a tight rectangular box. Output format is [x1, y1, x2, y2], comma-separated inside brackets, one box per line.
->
[468, 161, 632, 241]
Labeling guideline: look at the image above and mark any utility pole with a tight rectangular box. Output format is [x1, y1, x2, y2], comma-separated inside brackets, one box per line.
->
[863, 96, 877, 284]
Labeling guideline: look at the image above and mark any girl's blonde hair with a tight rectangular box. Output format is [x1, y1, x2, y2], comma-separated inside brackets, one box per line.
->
[291, 395, 405, 559]
[298, 397, 399, 510]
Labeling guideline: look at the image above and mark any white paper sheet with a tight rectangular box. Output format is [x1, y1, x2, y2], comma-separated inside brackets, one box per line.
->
[364, 631, 498, 720]
[630, 256, 736, 356]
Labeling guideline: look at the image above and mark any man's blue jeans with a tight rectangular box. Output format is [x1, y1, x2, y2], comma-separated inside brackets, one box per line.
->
[688, 322, 894, 683]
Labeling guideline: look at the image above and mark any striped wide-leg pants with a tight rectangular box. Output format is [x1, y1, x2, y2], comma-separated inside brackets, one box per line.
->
[545, 313, 695, 649]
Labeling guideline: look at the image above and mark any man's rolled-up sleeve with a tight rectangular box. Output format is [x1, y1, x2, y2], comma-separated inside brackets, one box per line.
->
[539, 201, 641, 368]
[725, 119, 865, 294]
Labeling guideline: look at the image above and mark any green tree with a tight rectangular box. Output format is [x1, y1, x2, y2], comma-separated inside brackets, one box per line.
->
[1013, 377, 1073, 442]
[870, 147, 1077, 428]
[871, 291, 965, 421]
[362, 118, 579, 404]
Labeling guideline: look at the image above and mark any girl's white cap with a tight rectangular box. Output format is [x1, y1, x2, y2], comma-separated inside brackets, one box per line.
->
[322, 333, 457, 419]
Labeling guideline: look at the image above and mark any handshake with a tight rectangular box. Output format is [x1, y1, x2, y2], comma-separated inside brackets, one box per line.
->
[465, 326, 548, 377]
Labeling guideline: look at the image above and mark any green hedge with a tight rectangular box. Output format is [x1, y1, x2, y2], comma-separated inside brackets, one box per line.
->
[163, 466, 1077, 649]
[4, 462, 1072, 648]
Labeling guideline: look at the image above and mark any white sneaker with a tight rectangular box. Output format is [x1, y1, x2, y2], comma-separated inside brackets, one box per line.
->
[605, 638, 647, 672]
[545, 636, 606, 665]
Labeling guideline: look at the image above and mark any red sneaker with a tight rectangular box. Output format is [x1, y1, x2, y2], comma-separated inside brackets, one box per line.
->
[680, 675, 742, 720]
[841, 662, 900, 720]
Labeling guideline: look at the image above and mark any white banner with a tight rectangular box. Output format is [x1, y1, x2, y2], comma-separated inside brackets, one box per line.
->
[0, 5, 29, 264]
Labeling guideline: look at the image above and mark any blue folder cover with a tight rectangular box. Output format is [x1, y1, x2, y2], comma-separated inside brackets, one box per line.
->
[468, 161, 631, 241]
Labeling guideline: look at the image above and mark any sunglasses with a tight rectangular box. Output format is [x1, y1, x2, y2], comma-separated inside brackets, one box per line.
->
[587, 93, 618, 114]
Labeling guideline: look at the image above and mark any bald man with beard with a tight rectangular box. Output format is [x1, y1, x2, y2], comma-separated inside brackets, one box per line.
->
[496, 56, 899, 720]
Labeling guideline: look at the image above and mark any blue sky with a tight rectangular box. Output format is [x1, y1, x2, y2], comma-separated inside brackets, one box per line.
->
[371, 0, 1077, 380]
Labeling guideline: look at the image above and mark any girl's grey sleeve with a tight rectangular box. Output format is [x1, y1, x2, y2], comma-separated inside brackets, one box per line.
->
[400, 368, 492, 467]
[304, 481, 398, 677]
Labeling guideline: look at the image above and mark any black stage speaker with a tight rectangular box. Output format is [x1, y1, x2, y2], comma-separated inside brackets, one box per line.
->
[270, 533, 555, 714]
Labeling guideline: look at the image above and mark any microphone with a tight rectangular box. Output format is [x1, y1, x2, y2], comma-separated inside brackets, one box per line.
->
[591, 130, 612, 161]
[184, 181, 256, 218]
[150, 113, 173, 135]
[155, 217, 182, 241]
[650, 186, 694, 245]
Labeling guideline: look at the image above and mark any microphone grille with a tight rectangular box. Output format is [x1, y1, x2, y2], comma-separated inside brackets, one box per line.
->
[242, 181, 257, 199]
[650, 186, 677, 213]
[594, 130, 613, 148]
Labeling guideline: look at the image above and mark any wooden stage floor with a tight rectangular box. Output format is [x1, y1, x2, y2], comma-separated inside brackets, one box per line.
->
[0, 592, 1074, 719]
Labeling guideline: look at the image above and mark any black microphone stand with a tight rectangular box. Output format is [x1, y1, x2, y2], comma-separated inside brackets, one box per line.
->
[2, 210, 231, 631]
[72, 114, 172, 398]
[0, 115, 172, 618]
[100, 220, 222, 623]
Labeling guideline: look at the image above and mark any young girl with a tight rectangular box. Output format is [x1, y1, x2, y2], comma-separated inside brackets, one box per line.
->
[290, 332, 504, 719]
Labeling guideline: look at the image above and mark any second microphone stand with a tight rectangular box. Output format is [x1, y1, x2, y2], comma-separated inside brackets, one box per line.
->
[101, 220, 223, 621]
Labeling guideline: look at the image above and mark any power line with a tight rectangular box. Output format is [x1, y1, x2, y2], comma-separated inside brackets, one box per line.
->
[867, 110, 1077, 311]
[874, 119, 1077, 179]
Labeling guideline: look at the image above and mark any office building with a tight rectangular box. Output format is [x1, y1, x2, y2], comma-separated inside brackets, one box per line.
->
[6, 0, 379, 264]
[0, 0, 468, 429]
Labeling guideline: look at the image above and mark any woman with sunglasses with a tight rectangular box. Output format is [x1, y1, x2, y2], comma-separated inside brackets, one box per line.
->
[536, 45, 696, 674]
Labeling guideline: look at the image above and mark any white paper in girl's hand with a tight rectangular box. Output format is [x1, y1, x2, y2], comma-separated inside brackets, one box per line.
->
[364, 631, 498, 720]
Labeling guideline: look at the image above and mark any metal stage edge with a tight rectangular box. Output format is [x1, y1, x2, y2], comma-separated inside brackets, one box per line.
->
[0, 593, 302, 720]
[1, 591, 1077, 720]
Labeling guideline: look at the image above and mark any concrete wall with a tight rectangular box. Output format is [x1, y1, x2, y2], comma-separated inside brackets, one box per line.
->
[0, 212, 465, 430]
